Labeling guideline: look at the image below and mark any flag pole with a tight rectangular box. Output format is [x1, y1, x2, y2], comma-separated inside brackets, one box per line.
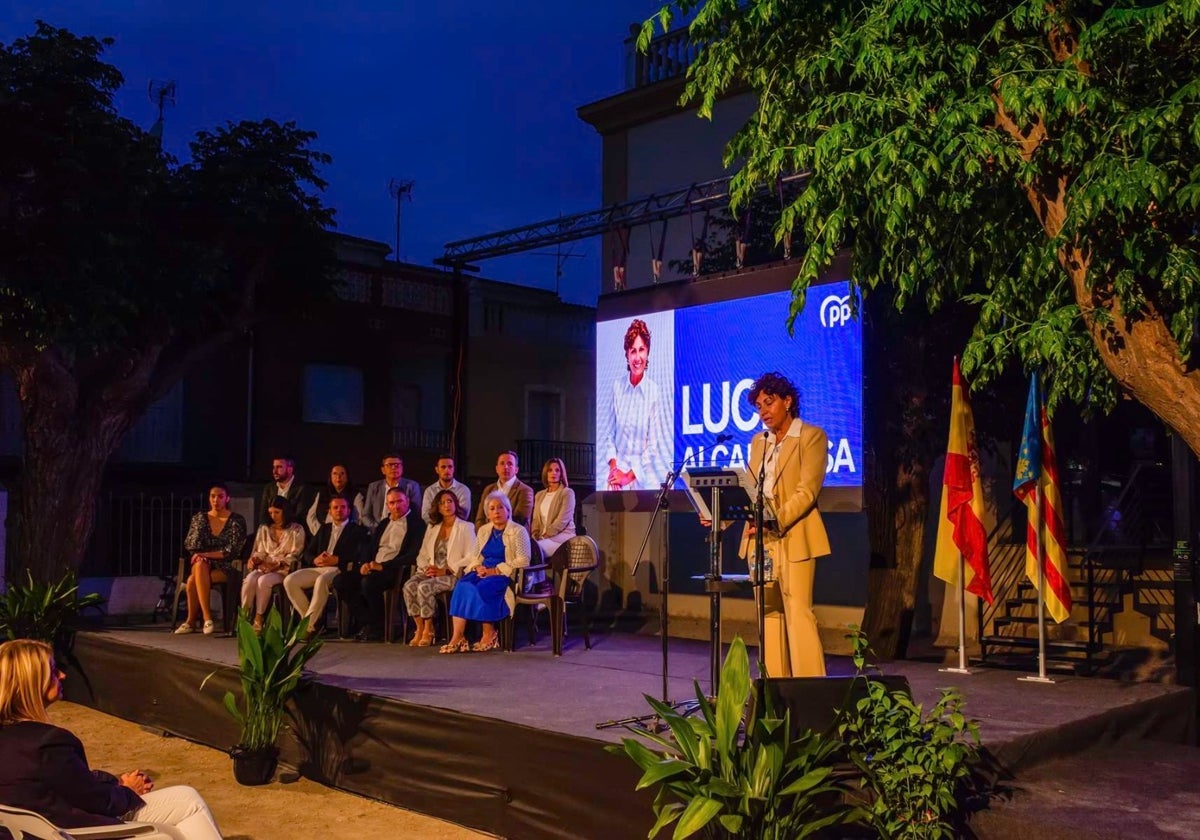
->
[939, 552, 971, 675]
[1020, 486, 1055, 684]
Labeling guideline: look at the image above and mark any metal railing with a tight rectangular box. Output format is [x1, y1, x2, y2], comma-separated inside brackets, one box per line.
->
[626, 26, 702, 88]
[85, 490, 203, 578]
[392, 426, 450, 453]
[516, 439, 596, 488]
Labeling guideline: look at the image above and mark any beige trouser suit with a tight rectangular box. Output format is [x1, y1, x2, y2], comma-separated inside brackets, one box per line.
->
[741, 421, 831, 677]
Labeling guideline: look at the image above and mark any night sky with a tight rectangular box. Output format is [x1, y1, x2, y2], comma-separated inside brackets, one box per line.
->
[2, 1, 666, 306]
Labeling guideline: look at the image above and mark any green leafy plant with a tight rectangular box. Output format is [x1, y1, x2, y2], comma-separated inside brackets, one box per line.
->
[838, 628, 982, 839]
[202, 608, 322, 751]
[0, 571, 105, 647]
[609, 636, 859, 839]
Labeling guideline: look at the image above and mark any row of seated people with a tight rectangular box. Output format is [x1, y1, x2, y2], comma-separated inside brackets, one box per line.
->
[175, 451, 577, 649]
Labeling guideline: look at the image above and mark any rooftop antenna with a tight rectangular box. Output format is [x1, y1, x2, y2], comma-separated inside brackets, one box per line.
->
[147, 79, 176, 143]
[531, 216, 585, 296]
[388, 178, 415, 262]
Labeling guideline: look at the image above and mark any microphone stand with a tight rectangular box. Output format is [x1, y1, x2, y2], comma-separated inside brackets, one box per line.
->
[754, 430, 770, 679]
[597, 469, 684, 731]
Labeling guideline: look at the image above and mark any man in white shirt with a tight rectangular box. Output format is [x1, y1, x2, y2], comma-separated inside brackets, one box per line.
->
[474, 450, 534, 529]
[334, 488, 426, 641]
[285, 496, 368, 637]
[420, 454, 471, 521]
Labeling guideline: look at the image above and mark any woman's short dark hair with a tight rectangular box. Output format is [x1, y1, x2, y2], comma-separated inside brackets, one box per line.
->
[428, 488, 465, 524]
[268, 495, 293, 526]
[748, 372, 799, 418]
[623, 318, 651, 354]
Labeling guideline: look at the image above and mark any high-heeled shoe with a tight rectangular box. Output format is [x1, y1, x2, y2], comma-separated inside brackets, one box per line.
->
[407, 631, 422, 647]
[471, 635, 500, 652]
[438, 639, 470, 654]
[417, 631, 435, 648]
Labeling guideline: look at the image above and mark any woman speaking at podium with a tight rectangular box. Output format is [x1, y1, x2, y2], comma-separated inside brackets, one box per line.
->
[742, 371, 831, 677]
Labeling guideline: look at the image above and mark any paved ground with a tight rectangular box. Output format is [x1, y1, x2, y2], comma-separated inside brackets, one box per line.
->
[49, 702, 490, 840]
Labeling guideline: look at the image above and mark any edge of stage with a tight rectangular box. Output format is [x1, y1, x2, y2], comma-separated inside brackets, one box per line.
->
[62, 627, 1195, 839]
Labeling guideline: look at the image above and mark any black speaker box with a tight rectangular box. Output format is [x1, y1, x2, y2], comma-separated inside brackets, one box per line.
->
[751, 675, 912, 739]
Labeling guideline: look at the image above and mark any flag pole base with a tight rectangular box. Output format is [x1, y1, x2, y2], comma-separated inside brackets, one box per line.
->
[1017, 675, 1057, 684]
[939, 667, 972, 675]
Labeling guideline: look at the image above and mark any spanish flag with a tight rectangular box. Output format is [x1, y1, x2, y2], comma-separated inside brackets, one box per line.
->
[1013, 372, 1072, 623]
[933, 359, 994, 603]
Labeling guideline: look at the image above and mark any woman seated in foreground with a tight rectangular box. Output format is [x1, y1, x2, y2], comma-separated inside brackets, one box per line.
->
[0, 639, 223, 840]
[441, 491, 530, 654]
[528, 456, 577, 592]
[404, 489, 476, 647]
[242, 496, 306, 633]
[177, 483, 248, 635]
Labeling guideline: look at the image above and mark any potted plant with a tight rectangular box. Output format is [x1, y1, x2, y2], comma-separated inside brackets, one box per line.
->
[203, 608, 322, 785]
[609, 636, 860, 839]
[0, 570, 105, 650]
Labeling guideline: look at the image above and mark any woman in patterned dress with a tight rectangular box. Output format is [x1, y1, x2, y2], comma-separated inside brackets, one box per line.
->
[176, 484, 247, 635]
[404, 489, 475, 647]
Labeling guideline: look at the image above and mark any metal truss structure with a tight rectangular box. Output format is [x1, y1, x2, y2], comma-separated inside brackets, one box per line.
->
[437, 172, 808, 268]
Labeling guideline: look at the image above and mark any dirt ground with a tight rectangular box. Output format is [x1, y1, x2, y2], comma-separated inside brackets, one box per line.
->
[49, 702, 490, 840]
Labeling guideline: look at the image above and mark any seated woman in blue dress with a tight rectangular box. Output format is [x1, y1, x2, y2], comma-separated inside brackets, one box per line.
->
[440, 490, 530, 653]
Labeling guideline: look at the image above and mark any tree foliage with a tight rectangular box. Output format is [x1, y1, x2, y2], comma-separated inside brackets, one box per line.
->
[0, 23, 336, 580]
[643, 0, 1200, 453]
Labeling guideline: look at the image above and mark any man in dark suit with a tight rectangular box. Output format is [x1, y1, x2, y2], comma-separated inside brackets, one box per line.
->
[284, 495, 368, 636]
[359, 452, 422, 529]
[334, 487, 426, 641]
[258, 455, 314, 535]
[474, 450, 535, 529]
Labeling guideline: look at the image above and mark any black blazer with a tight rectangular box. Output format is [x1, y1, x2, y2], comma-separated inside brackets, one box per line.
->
[302, 521, 369, 573]
[258, 480, 314, 534]
[367, 509, 426, 568]
[0, 721, 143, 828]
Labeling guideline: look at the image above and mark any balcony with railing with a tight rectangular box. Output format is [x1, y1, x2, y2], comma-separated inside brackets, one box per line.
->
[516, 439, 596, 490]
[625, 25, 701, 89]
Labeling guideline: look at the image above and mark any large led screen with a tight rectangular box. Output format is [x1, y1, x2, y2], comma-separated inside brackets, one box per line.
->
[595, 283, 862, 492]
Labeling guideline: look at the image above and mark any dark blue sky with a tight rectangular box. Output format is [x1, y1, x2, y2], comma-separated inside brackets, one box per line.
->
[2, 2, 663, 305]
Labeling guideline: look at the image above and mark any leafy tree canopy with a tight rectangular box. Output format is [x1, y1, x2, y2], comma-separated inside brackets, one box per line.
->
[642, 1, 1200, 451]
[0, 22, 335, 383]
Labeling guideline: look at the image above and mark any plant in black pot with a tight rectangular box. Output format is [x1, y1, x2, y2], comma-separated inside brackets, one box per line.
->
[203, 608, 322, 785]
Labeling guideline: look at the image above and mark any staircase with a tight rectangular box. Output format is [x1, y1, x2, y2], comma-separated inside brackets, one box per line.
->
[979, 463, 1173, 673]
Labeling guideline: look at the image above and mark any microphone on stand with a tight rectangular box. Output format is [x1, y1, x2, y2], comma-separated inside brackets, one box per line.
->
[754, 428, 770, 677]
[715, 433, 734, 444]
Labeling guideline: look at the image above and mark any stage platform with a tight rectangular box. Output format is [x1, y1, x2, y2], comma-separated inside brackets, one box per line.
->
[63, 627, 1195, 839]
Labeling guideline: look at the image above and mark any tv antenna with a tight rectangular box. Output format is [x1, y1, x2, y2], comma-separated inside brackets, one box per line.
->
[388, 178, 415, 261]
[531, 218, 585, 296]
[147, 80, 176, 141]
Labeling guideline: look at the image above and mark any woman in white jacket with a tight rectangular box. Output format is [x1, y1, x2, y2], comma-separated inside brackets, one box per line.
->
[441, 491, 530, 653]
[403, 489, 475, 647]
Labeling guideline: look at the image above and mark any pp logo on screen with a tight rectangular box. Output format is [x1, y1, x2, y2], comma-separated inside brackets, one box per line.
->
[819, 294, 852, 328]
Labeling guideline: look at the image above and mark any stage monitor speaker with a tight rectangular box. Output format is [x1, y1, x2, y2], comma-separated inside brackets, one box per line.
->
[752, 675, 912, 739]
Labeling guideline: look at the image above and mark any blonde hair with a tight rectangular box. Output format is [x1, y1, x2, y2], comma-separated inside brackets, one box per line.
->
[0, 639, 55, 725]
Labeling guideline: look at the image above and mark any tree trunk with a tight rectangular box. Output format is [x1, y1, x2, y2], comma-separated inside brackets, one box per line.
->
[862, 459, 928, 660]
[10, 352, 144, 583]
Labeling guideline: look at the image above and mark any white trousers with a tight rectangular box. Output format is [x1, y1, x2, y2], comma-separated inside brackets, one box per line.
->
[284, 566, 340, 621]
[240, 570, 285, 615]
[127, 785, 222, 840]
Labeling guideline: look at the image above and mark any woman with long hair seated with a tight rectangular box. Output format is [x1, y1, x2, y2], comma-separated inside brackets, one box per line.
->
[0, 639, 223, 839]
[529, 457, 577, 590]
[404, 489, 475, 647]
[242, 496, 305, 633]
[440, 491, 529, 653]
[177, 483, 248, 635]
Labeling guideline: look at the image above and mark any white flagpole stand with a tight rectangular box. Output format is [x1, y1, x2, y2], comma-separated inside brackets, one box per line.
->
[1020, 488, 1055, 684]
[939, 553, 972, 675]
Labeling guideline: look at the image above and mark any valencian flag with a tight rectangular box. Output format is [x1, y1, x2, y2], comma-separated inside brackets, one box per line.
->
[1013, 372, 1072, 623]
[933, 358, 994, 603]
